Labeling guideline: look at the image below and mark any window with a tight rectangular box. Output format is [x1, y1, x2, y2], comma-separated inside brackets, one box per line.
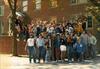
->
[0, 21, 4, 35]
[35, 0, 41, 10]
[50, 0, 58, 8]
[22, 0, 28, 12]
[70, 0, 77, 4]
[78, 0, 88, 4]
[87, 16, 93, 28]
[70, 0, 88, 5]
[0, 6, 4, 16]
[50, 16, 57, 23]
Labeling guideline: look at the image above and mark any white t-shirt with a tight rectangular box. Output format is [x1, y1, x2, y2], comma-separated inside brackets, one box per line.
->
[27, 38, 35, 47]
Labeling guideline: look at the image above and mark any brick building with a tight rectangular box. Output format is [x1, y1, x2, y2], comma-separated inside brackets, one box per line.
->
[0, 0, 89, 35]
[27, 0, 88, 23]
[0, 0, 9, 35]
[0, 0, 89, 54]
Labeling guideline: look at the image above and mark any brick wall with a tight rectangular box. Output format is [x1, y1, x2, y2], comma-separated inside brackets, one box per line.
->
[0, 36, 12, 54]
[17, 40, 27, 55]
[27, 0, 87, 21]
[0, 36, 27, 55]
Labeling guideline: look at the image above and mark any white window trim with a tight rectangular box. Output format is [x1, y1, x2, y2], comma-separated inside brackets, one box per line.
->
[22, 0, 28, 12]
[0, 6, 4, 16]
[50, 0, 58, 8]
[70, 0, 88, 5]
[70, 0, 78, 5]
[35, 0, 41, 10]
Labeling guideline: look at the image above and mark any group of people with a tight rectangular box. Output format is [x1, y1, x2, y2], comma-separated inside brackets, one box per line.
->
[24, 18, 97, 64]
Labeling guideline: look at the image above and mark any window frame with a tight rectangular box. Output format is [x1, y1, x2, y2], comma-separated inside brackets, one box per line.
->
[50, 0, 58, 8]
[22, 0, 28, 12]
[70, 0, 88, 5]
[35, 0, 41, 10]
[0, 6, 4, 16]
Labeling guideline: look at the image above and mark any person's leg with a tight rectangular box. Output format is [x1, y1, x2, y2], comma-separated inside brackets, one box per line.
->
[83, 44, 87, 59]
[67, 46, 71, 62]
[91, 45, 96, 58]
[79, 52, 84, 62]
[79, 52, 82, 62]
[70, 46, 73, 60]
[39, 47, 42, 62]
[55, 48, 60, 62]
[39, 46, 45, 63]
[32, 47, 36, 63]
[58, 48, 61, 61]
[55, 48, 58, 60]
[61, 51, 65, 62]
[88, 46, 91, 58]
[45, 50, 48, 62]
[67, 46, 70, 61]
[86, 45, 89, 59]
[61, 51, 63, 61]
[87, 45, 91, 58]
[63, 51, 66, 61]
[62, 51, 65, 61]
[35, 47, 39, 63]
[51, 47, 55, 61]
[73, 50, 78, 62]
[41, 46, 46, 62]
[76, 52, 78, 61]
[54, 48, 56, 61]
[61, 51, 66, 62]
[46, 48, 51, 62]
[77, 52, 80, 62]
[48, 48, 52, 61]
[28, 47, 33, 63]
[68, 46, 73, 62]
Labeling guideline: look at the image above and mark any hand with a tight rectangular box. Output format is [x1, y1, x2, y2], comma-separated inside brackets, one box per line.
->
[37, 46, 39, 48]
[25, 46, 27, 51]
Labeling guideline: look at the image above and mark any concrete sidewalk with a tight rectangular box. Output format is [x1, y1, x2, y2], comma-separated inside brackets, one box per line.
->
[0, 54, 100, 69]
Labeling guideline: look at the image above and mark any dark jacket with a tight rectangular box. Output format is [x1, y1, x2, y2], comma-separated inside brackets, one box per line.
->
[54, 35, 61, 48]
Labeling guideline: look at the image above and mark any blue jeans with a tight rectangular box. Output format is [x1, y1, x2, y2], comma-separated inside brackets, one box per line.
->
[89, 44, 96, 58]
[39, 46, 46, 61]
[45, 48, 51, 62]
[27, 46, 36, 63]
[82, 43, 88, 59]
[67, 45, 73, 62]
[82, 44, 87, 53]
[76, 52, 84, 61]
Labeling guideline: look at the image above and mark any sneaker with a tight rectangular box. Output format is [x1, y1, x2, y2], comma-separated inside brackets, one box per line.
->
[56, 60, 59, 63]
[68, 60, 72, 63]
[40, 59, 44, 63]
[36, 59, 39, 63]
[45, 61, 48, 63]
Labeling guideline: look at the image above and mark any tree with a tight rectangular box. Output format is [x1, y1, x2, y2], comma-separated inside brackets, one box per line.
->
[88, 0, 100, 22]
[90, 0, 100, 32]
[90, 0, 100, 7]
[5, 0, 18, 56]
[88, 0, 100, 53]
